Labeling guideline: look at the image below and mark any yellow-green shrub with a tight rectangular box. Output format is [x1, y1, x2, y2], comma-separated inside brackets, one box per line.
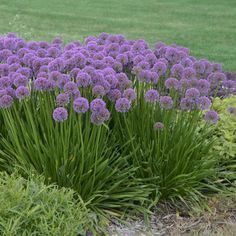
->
[212, 96, 236, 183]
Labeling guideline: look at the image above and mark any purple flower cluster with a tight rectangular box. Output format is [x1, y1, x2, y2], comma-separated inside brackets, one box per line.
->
[204, 110, 219, 124]
[153, 122, 164, 131]
[0, 32, 230, 125]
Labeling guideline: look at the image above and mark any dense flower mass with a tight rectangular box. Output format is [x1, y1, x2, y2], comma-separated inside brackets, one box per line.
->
[0, 32, 234, 125]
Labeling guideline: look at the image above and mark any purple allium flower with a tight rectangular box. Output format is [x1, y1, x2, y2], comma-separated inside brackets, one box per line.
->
[73, 97, 89, 113]
[49, 71, 62, 83]
[0, 76, 11, 89]
[179, 78, 190, 91]
[123, 88, 136, 101]
[181, 58, 193, 67]
[16, 67, 32, 79]
[103, 56, 115, 66]
[53, 107, 68, 122]
[47, 47, 61, 58]
[152, 62, 167, 76]
[4, 38, 16, 51]
[182, 67, 196, 80]
[64, 81, 77, 94]
[98, 32, 109, 41]
[6, 32, 17, 38]
[144, 89, 159, 103]
[0, 89, 7, 97]
[207, 72, 226, 85]
[155, 41, 166, 50]
[0, 49, 12, 62]
[133, 55, 144, 66]
[185, 88, 200, 99]
[90, 108, 110, 125]
[171, 63, 184, 78]
[222, 80, 236, 90]
[90, 98, 106, 112]
[112, 61, 123, 72]
[5, 87, 15, 97]
[193, 61, 205, 74]
[70, 68, 80, 78]
[116, 73, 131, 90]
[165, 47, 179, 63]
[27, 41, 39, 50]
[92, 85, 106, 97]
[204, 110, 219, 124]
[105, 74, 118, 88]
[38, 65, 48, 73]
[196, 96, 212, 110]
[13, 74, 28, 87]
[107, 89, 122, 102]
[197, 79, 210, 95]
[165, 78, 179, 90]
[39, 41, 50, 49]
[7, 55, 20, 65]
[45, 79, 56, 91]
[159, 96, 173, 109]
[72, 89, 81, 99]
[202, 60, 213, 74]
[34, 77, 48, 91]
[137, 61, 150, 70]
[180, 98, 195, 110]
[138, 70, 152, 83]
[56, 93, 70, 106]
[116, 54, 129, 66]
[189, 78, 199, 88]
[145, 53, 157, 66]
[8, 63, 20, 74]
[149, 72, 159, 84]
[0, 64, 9, 77]
[52, 37, 63, 45]
[37, 48, 47, 58]
[115, 98, 131, 112]
[0, 95, 13, 108]
[58, 74, 70, 89]
[153, 122, 164, 131]
[48, 58, 64, 72]
[76, 72, 91, 88]
[214, 72, 227, 83]
[15, 86, 30, 99]
[98, 80, 111, 93]
[228, 107, 236, 116]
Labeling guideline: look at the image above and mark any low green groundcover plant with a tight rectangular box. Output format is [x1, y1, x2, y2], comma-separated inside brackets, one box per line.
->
[0, 32, 235, 218]
[0, 171, 92, 236]
[212, 96, 236, 183]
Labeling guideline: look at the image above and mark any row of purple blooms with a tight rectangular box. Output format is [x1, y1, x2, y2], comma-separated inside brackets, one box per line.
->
[0, 32, 235, 126]
[0, 32, 235, 98]
[0, 86, 219, 124]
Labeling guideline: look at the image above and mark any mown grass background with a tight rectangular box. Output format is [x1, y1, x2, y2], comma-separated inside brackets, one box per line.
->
[0, 0, 235, 72]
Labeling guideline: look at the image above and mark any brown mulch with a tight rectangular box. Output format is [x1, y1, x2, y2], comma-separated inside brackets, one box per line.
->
[108, 197, 236, 236]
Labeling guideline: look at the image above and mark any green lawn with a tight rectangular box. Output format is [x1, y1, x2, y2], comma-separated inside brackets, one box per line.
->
[0, 0, 235, 71]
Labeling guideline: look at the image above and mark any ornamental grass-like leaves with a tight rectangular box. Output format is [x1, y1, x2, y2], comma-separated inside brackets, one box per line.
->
[0, 92, 152, 217]
[113, 81, 218, 206]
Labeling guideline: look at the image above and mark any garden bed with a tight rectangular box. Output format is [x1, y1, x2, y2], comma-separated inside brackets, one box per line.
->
[0, 32, 235, 234]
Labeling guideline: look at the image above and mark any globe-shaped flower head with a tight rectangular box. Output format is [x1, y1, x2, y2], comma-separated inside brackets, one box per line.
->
[73, 97, 89, 113]
[144, 89, 159, 103]
[53, 107, 68, 122]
